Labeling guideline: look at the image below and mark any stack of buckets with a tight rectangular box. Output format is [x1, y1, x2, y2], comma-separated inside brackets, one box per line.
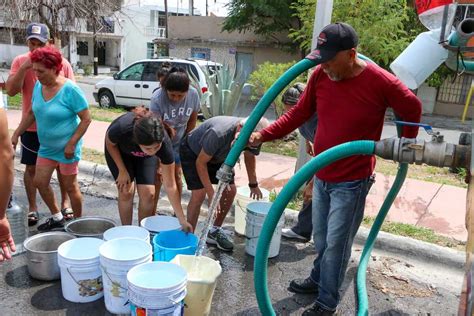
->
[234, 186, 270, 235]
[57, 218, 222, 315]
[245, 201, 285, 258]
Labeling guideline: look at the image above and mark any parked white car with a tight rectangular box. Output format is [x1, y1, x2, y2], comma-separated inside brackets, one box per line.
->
[93, 57, 221, 108]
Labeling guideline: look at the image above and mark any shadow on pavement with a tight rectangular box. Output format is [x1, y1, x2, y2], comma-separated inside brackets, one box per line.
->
[5, 265, 45, 289]
[372, 311, 411, 316]
[31, 282, 108, 315]
[235, 293, 314, 315]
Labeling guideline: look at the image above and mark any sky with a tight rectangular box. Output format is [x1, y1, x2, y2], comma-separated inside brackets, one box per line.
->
[135, 0, 229, 16]
[194, 0, 229, 16]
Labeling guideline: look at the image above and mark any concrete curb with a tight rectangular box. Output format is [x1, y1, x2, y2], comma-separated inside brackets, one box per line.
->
[282, 208, 465, 270]
[14, 148, 113, 182]
[14, 147, 465, 270]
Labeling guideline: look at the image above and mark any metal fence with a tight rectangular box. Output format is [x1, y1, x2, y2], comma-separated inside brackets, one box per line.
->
[437, 74, 474, 104]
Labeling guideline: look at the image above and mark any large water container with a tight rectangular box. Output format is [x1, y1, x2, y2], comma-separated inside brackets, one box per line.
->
[7, 195, 27, 255]
[390, 29, 448, 90]
[416, 2, 457, 32]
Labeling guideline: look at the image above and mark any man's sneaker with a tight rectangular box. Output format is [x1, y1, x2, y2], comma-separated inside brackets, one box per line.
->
[282, 228, 310, 241]
[302, 304, 335, 316]
[37, 217, 66, 232]
[289, 277, 318, 294]
[206, 229, 234, 252]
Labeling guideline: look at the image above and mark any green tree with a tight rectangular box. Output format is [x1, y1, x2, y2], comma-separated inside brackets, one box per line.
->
[289, 0, 415, 69]
[222, 0, 302, 52]
[248, 61, 307, 116]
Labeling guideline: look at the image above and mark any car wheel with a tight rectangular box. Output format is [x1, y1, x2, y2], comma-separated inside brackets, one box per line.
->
[98, 90, 116, 108]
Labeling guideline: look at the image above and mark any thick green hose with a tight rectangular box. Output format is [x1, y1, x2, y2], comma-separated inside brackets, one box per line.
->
[356, 118, 407, 315]
[223, 58, 317, 168]
[356, 163, 408, 315]
[223, 53, 373, 169]
[254, 141, 375, 316]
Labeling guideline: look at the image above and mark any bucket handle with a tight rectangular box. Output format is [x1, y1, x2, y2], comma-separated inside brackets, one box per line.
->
[102, 266, 128, 292]
[236, 199, 247, 214]
[169, 291, 186, 305]
[66, 267, 102, 293]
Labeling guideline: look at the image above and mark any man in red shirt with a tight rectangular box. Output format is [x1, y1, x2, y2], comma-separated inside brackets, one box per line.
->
[250, 23, 422, 315]
[6, 23, 76, 226]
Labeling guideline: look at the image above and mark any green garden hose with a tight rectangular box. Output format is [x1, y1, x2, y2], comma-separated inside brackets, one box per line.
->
[224, 54, 372, 169]
[254, 141, 376, 316]
[356, 118, 407, 315]
[356, 164, 407, 315]
[223, 58, 317, 168]
[214, 52, 391, 315]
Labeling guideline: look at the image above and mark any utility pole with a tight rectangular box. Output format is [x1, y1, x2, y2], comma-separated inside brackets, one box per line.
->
[93, 20, 98, 76]
[311, 0, 333, 50]
[165, 0, 169, 56]
[295, 0, 333, 173]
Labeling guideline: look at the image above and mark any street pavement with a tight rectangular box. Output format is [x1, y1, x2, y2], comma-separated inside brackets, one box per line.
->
[0, 174, 464, 315]
[5, 108, 470, 242]
[1, 73, 472, 314]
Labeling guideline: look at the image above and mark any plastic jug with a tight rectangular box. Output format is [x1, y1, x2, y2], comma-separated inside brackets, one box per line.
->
[7, 195, 27, 254]
[390, 29, 448, 90]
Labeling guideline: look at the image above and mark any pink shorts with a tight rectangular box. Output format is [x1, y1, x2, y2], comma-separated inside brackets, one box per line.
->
[36, 157, 79, 176]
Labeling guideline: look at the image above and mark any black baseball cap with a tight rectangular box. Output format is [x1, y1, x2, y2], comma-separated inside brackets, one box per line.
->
[26, 23, 49, 43]
[307, 22, 358, 63]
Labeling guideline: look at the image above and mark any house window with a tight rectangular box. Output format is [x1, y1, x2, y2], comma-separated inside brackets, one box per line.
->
[191, 47, 211, 60]
[147, 43, 155, 59]
[158, 12, 166, 28]
[77, 41, 88, 56]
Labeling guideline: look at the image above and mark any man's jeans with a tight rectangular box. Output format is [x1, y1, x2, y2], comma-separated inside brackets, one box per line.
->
[291, 201, 312, 239]
[309, 176, 370, 311]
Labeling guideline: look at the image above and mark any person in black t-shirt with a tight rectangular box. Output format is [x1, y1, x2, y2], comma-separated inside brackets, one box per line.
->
[105, 112, 192, 231]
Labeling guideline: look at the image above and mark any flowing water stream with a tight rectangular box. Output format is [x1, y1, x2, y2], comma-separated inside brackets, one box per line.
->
[195, 180, 229, 257]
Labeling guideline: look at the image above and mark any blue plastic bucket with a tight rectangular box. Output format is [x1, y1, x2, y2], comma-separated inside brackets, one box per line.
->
[140, 215, 181, 253]
[153, 230, 198, 262]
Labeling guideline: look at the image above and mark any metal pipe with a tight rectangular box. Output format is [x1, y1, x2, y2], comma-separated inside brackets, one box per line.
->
[374, 138, 470, 169]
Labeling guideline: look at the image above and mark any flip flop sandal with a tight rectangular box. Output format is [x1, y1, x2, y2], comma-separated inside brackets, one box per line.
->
[61, 208, 75, 221]
[28, 211, 39, 226]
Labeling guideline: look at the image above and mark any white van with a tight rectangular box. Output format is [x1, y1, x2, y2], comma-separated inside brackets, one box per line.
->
[93, 57, 221, 108]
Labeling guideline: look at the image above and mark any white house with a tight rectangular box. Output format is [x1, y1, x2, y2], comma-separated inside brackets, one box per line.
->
[69, 4, 199, 72]
[0, 2, 200, 72]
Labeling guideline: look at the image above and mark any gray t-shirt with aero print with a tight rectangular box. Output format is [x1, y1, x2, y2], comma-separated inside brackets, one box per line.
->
[150, 86, 200, 148]
[186, 116, 242, 164]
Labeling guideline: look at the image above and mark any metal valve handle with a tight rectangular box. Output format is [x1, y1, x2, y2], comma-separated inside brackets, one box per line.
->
[393, 121, 435, 136]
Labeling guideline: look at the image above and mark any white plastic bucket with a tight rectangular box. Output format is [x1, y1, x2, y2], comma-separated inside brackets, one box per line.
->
[140, 215, 181, 247]
[234, 186, 269, 235]
[99, 237, 152, 314]
[103, 225, 150, 243]
[57, 237, 105, 303]
[245, 202, 284, 258]
[390, 28, 448, 90]
[127, 262, 187, 315]
[171, 254, 222, 316]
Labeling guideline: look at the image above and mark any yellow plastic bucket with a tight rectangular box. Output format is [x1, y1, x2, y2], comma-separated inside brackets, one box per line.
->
[171, 254, 222, 316]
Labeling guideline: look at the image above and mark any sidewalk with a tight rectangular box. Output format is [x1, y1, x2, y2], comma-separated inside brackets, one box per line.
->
[6, 109, 468, 242]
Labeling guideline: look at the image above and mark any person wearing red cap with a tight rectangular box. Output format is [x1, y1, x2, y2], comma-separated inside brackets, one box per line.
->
[249, 22, 422, 315]
[6, 23, 76, 227]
